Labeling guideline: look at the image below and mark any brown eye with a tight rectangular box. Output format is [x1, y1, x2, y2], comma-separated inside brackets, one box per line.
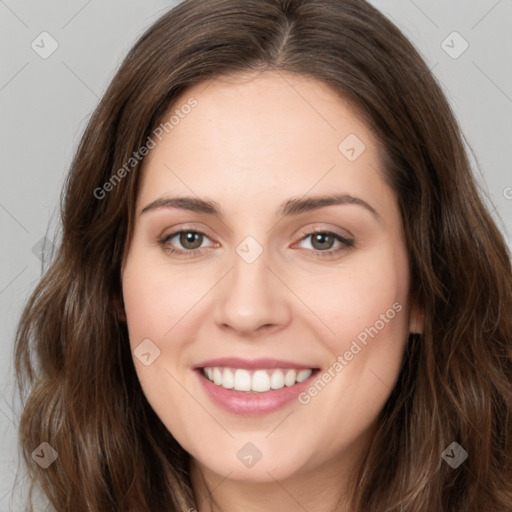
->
[158, 229, 216, 258]
[296, 230, 354, 257]
[178, 231, 204, 250]
[310, 232, 336, 251]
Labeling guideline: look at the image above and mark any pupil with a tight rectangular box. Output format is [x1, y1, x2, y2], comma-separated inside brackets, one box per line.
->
[181, 232, 202, 249]
[314, 233, 333, 250]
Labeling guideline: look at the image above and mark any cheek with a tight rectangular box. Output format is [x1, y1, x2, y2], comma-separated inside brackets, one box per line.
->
[122, 253, 201, 344]
[121, 253, 196, 420]
[292, 250, 410, 453]
[122, 270, 165, 345]
[296, 244, 411, 424]
[299, 244, 410, 347]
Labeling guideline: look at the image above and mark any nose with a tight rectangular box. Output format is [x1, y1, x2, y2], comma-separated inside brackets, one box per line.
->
[213, 248, 292, 338]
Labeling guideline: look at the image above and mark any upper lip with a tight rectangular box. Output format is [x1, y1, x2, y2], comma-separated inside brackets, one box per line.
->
[192, 357, 317, 370]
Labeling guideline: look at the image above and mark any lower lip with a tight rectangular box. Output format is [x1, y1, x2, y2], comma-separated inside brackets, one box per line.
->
[195, 369, 318, 416]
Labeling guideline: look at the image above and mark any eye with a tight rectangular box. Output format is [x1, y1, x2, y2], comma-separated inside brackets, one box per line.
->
[158, 229, 217, 257]
[158, 227, 354, 259]
[295, 229, 354, 257]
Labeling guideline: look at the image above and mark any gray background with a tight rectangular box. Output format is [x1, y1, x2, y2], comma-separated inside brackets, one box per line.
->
[1, 0, 511, 509]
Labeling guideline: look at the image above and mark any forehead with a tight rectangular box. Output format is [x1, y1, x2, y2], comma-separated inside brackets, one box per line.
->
[137, 70, 394, 217]
[163, 70, 378, 159]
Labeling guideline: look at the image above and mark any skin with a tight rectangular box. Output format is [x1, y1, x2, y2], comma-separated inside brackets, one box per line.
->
[121, 70, 422, 512]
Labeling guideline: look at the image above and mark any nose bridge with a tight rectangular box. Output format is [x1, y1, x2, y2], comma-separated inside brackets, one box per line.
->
[213, 236, 291, 335]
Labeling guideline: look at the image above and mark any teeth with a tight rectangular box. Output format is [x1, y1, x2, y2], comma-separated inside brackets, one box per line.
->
[296, 369, 312, 382]
[234, 369, 252, 391]
[213, 367, 223, 385]
[284, 369, 297, 386]
[270, 369, 285, 389]
[202, 367, 313, 392]
[252, 370, 270, 392]
[222, 368, 234, 389]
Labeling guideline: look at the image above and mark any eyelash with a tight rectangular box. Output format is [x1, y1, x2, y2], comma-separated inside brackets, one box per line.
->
[158, 226, 354, 259]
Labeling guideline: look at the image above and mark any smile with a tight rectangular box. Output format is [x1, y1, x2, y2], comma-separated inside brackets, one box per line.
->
[202, 367, 313, 393]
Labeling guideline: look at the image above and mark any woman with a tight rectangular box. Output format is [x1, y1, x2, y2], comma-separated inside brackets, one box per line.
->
[14, 0, 512, 511]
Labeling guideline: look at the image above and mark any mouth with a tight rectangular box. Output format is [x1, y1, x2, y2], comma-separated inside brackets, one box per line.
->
[200, 366, 317, 393]
[193, 358, 321, 415]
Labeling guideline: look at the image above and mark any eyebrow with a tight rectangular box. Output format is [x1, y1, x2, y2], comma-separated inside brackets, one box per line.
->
[140, 193, 380, 220]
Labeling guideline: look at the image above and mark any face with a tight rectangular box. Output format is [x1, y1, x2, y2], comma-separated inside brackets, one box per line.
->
[121, 70, 421, 487]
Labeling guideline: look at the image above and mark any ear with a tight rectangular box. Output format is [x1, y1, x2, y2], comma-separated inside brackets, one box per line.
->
[409, 302, 423, 335]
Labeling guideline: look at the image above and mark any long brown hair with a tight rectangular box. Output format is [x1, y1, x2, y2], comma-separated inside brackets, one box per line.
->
[14, 0, 512, 510]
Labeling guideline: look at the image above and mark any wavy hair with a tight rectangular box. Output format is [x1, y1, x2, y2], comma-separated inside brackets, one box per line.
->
[14, 0, 512, 510]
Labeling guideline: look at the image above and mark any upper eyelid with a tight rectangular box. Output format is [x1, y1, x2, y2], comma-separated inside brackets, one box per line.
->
[293, 230, 353, 250]
[295, 225, 353, 239]
[160, 222, 215, 238]
[161, 226, 217, 243]
[161, 221, 352, 239]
